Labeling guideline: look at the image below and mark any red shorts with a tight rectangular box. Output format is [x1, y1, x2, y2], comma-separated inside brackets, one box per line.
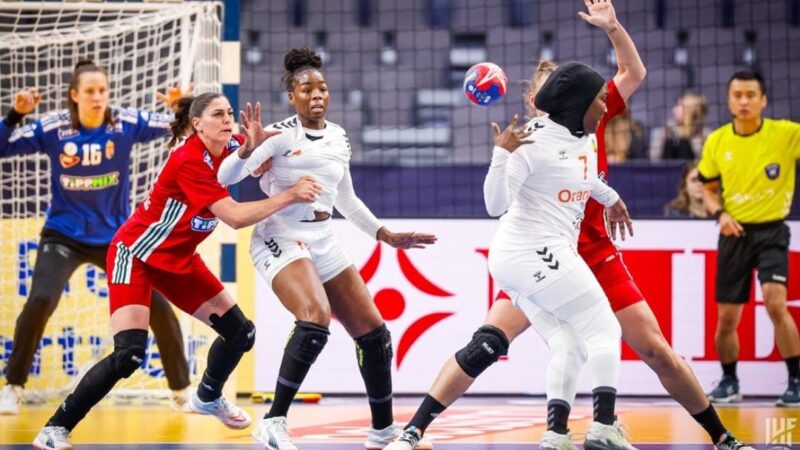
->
[496, 240, 644, 312]
[107, 242, 224, 315]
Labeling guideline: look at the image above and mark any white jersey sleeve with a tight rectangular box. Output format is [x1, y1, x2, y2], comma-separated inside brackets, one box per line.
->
[217, 127, 287, 186]
[483, 146, 512, 216]
[334, 166, 383, 238]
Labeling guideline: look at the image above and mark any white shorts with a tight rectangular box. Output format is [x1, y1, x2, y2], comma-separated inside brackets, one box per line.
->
[250, 216, 352, 288]
[488, 240, 581, 300]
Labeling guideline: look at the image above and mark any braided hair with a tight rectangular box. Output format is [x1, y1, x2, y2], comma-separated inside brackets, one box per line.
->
[281, 47, 323, 92]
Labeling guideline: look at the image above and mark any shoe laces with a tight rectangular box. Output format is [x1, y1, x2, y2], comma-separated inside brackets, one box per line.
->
[271, 416, 293, 438]
[719, 431, 749, 450]
[613, 420, 632, 440]
[400, 427, 421, 445]
[48, 426, 71, 440]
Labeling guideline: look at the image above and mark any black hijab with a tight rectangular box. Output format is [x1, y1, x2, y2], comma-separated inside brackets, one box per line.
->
[534, 62, 605, 137]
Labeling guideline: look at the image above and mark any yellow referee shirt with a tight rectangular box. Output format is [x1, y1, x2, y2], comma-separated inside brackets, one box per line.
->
[698, 118, 800, 223]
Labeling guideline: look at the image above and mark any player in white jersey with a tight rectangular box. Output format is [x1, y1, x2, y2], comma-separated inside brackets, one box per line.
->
[217, 48, 436, 450]
[487, 62, 636, 450]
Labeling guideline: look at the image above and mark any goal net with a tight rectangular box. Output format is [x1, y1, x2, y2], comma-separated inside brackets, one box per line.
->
[0, 1, 222, 403]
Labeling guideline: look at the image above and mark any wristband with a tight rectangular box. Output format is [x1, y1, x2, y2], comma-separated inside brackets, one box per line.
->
[4, 108, 25, 127]
[710, 209, 724, 221]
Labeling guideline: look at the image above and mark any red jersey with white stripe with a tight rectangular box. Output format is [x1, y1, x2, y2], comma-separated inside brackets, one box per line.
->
[577, 79, 626, 263]
[111, 134, 242, 273]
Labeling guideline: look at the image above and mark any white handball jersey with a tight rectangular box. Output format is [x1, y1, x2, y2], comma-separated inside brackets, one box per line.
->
[217, 115, 382, 237]
[484, 116, 620, 248]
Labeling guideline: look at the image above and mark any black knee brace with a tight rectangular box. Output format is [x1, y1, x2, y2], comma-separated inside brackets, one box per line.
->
[111, 329, 148, 378]
[210, 305, 256, 352]
[355, 324, 393, 368]
[285, 321, 329, 364]
[454, 325, 509, 378]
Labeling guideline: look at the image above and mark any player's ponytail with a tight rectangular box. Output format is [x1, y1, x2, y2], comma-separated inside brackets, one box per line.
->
[282, 47, 323, 91]
[521, 59, 558, 119]
[168, 92, 224, 148]
[67, 59, 112, 129]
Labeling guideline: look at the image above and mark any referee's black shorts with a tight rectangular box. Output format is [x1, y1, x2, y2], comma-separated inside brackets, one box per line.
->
[716, 220, 790, 303]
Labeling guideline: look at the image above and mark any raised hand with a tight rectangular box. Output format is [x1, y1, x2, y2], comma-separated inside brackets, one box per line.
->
[13, 88, 42, 115]
[288, 176, 322, 203]
[156, 83, 193, 110]
[239, 102, 280, 158]
[491, 114, 533, 153]
[606, 198, 633, 241]
[578, 0, 619, 33]
[377, 228, 438, 250]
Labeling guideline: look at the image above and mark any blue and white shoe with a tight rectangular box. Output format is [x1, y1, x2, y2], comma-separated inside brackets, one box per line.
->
[708, 376, 742, 403]
[776, 376, 800, 407]
[190, 391, 251, 429]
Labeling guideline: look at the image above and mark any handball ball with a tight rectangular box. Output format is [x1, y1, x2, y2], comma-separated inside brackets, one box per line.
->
[463, 62, 508, 106]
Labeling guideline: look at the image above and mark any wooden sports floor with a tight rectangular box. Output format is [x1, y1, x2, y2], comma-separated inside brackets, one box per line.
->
[0, 396, 791, 449]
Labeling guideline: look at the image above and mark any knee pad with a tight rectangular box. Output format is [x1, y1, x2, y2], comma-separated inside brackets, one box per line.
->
[286, 321, 329, 364]
[455, 325, 509, 378]
[111, 329, 148, 378]
[210, 305, 256, 352]
[355, 324, 393, 368]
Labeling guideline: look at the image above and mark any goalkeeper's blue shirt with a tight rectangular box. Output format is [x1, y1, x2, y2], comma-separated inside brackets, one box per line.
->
[0, 108, 171, 245]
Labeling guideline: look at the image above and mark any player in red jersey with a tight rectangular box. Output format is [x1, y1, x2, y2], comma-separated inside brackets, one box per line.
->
[387, 1, 752, 450]
[32, 93, 321, 450]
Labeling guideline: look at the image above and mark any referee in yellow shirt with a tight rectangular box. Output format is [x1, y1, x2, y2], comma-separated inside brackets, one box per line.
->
[698, 70, 800, 407]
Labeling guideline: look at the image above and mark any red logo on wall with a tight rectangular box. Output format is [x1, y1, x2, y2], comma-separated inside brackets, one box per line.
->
[359, 243, 454, 368]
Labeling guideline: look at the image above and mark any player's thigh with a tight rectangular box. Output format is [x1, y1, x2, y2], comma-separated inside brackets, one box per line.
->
[484, 298, 531, 341]
[755, 223, 790, 287]
[591, 252, 646, 312]
[28, 235, 85, 303]
[151, 254, 227, 323]
[252, 234, 331, 322]
[325, 265, 383, 338]
[107, 244, 154, 331]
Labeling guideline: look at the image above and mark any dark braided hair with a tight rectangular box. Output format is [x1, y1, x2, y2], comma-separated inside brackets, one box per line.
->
[168, 92, 224, 148]
[67, 60, 113, 130]
[281, 47, 323, 92]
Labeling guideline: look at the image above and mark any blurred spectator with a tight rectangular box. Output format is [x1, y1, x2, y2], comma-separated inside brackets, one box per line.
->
[664, 160, 707, 218]
[604, 110, 648, 163]
[649, 91, 710, 160]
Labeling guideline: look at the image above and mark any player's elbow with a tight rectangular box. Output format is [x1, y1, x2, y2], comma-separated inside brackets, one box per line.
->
[485, 204, 506, 217]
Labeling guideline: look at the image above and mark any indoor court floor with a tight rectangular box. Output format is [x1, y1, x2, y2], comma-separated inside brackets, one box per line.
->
[0, 396, 789, 449]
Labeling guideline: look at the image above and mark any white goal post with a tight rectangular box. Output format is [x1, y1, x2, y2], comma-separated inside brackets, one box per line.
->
[0, 1, 222, 402]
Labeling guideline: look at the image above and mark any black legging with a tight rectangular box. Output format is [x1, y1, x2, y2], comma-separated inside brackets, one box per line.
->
[6, 229, 190, 390]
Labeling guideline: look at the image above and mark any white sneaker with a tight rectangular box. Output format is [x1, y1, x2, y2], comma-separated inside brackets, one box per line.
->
[32, 426, 72, 450]
[0, 384, 23, 415]
[189, 391, 251, 429]
[540, 429, 578, 450]
[170, 389, 191, 412]
[584, 420, 638, 450]
[252, 416, 297, 450]
[383, 426, 434, 450]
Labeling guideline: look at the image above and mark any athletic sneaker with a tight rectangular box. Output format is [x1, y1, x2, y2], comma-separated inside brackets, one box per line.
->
[540, 430, 578, 450]
[776, 376, 800, 407]
[252, 416, 297, 450]
[32, 426, 72, 450]
[715, 431, 755, 450]
[0, 384, 23, 415]
[707, 376, 742, 403]
[170, 388, 191, 412]
[539, 430, 578, 450]
[367, 423, 433, 450]
[189, 391, 251, 429]
[584, 420, 638, 450]
[382, 426, 433, 450]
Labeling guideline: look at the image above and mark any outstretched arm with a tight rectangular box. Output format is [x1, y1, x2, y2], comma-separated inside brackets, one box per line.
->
[0, 88, 45, 157]
[579, 0, 646, 101]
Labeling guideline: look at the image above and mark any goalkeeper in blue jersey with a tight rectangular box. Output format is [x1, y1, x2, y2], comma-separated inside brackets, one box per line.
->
[0, 60, 192, 414]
